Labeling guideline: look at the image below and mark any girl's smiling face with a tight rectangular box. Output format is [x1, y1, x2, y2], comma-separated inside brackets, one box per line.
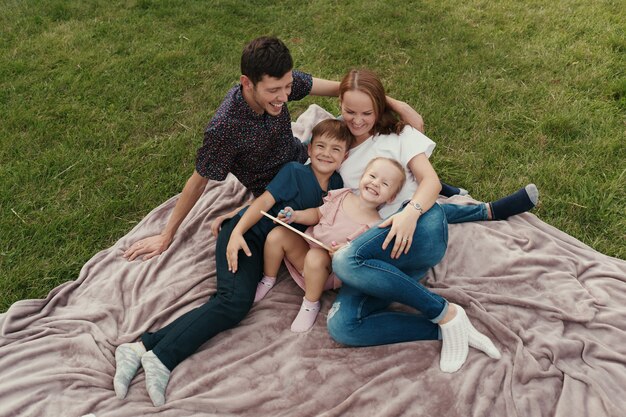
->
[340, 90, 377, 144]
[358, 158, 405, 206]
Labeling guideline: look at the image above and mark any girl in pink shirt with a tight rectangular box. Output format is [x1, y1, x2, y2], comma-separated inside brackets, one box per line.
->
[256, 157, 406, 332]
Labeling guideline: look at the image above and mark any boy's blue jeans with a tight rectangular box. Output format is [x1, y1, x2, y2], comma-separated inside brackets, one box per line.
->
[327, 202, 487, 346]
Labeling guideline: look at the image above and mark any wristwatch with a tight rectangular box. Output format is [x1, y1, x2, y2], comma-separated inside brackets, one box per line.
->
[408, 201, 424, 215]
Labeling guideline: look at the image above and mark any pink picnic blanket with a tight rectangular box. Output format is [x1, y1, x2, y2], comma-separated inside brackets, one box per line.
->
[1, 106, 625, 416]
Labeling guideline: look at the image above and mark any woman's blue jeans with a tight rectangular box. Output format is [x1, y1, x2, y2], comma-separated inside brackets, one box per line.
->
[327, 202, 487, 346]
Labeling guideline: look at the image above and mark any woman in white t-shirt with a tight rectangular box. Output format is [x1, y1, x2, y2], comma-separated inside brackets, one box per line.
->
[328, 69, 538, 372]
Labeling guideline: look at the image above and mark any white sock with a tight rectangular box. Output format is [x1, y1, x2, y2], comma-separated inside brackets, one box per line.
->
[113, 342, 146, 399]
[141, 351, 171, 407]
[467, 321, 501, 359]
[439, 305, 469, 373]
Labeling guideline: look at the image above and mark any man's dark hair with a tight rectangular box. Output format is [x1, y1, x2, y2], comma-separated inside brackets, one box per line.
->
[241, 36, 293, 85]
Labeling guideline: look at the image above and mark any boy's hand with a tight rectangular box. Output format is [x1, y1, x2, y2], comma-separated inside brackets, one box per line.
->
[277, 207, 295, 224]
[226, 232, 251, 273]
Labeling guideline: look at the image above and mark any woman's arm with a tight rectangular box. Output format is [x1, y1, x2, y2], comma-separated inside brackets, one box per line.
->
[310, 77, 340, 97]
[378, 153, 441, 258]
[404, 153, 441, 212]
[386, 96, 425, 133]
[226, 191, 276, 272]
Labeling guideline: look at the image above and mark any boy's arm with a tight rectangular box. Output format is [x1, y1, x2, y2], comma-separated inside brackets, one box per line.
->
[123, 170, 208, 261]
[226, 191, 276, 272]
[386, 96, 425, 133]
[310, 77, 340, 97]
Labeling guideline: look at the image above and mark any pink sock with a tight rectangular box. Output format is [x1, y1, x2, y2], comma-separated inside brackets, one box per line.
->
[290, 297, 320, 333]
[254, 276, 276, 302]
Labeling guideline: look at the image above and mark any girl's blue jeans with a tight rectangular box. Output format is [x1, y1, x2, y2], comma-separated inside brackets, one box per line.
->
[327, 202, 487, 346]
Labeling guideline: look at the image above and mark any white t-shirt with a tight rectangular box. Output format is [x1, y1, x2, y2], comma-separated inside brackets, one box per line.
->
[338, 125, 436, 218]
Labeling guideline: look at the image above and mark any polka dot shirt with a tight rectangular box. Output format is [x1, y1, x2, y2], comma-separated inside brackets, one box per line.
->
[195, 70, 313, 196]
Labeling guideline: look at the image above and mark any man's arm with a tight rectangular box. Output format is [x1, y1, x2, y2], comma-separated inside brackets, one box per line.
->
[310, 77, 340, 97]
[123, 170, 208, 261]
[386, 96, 425, 133]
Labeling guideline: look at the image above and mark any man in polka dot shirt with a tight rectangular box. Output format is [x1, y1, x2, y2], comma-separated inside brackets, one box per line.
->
[123, 36, 424, 261]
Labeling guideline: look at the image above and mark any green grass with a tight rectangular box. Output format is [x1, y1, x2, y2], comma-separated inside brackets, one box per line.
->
[1, 0, 624, 312]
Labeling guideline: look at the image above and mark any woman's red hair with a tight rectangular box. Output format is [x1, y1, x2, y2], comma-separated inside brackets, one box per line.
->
[339, 69, 405, 136]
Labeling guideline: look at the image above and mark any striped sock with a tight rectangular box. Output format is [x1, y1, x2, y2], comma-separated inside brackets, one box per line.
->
[467, 321, 501, 359]
[439, 305, 469, 373]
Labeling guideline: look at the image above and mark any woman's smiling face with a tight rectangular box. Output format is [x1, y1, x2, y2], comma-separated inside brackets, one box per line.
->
[340, 90, 377, 144]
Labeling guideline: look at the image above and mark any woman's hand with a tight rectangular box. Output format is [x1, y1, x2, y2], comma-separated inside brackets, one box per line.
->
[123, 234, 172, 261]
[226, 232, 251, 273]
[378, 208, 421, 259]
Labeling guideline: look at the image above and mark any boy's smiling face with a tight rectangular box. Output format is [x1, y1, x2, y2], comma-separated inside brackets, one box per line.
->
[307, 134, 349, 176]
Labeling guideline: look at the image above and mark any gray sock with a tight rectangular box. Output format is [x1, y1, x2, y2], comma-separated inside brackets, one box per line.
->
[525, 184, 539, 205]
[113, 342, 146, 399]
[141, 351, 171, 407]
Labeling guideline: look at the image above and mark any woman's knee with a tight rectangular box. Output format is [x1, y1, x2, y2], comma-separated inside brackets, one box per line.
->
[326, 299, 355, 345]
[331, 246, 356, 282]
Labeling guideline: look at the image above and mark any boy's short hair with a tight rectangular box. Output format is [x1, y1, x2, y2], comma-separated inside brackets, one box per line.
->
[311, 119, 355, 149]
[241, 36, 293, 85]
[364, 157, 407, 194]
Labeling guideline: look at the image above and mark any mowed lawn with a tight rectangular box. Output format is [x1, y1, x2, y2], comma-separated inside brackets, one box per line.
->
[1, 0, 624, 311]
